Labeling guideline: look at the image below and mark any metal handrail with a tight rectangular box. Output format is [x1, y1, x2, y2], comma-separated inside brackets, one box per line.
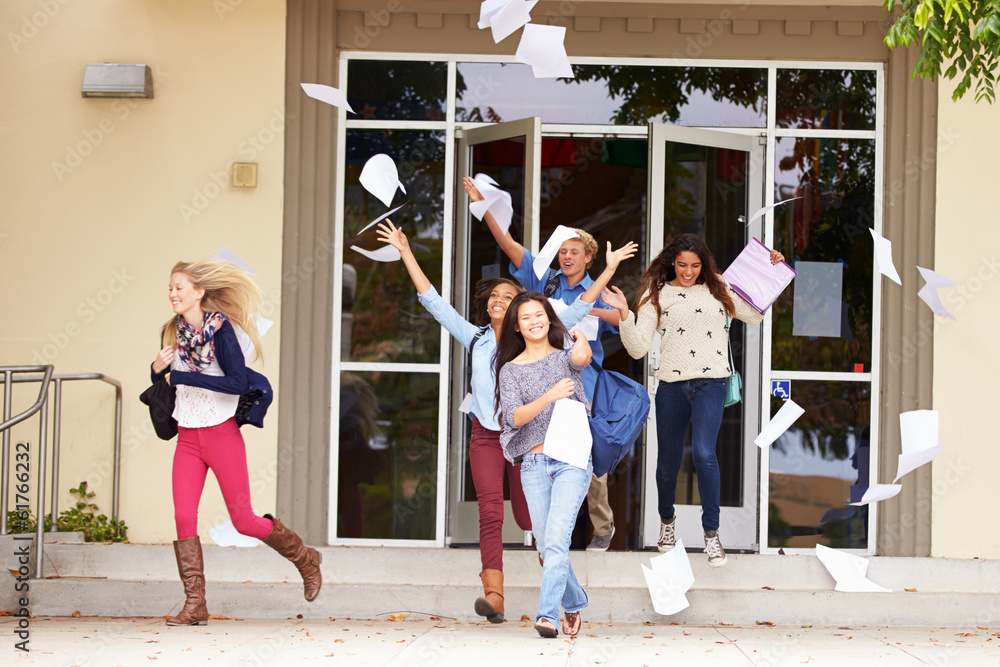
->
[0, 365, 53, 579]
[1, 367, 122, 578]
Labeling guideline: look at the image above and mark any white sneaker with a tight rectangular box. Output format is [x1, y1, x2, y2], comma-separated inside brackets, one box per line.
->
[705, 530, 728, 567]
[657, 516, 676, 553]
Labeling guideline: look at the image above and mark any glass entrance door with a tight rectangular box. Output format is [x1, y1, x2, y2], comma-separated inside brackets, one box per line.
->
[448, 118, 540, 544]
[643, 123, 765, 551]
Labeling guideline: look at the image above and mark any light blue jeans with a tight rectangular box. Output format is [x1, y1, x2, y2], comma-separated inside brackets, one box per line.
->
[519, 452, 592, 625]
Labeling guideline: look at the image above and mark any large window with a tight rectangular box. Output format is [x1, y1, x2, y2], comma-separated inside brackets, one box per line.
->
[334, 55, 882, 552]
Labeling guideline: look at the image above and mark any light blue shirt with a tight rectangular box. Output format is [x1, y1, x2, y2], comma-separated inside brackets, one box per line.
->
[417, 285, 594, 431]
[511, 248, 618, 401]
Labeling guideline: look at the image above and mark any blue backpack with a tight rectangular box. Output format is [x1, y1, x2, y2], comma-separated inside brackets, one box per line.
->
[588, 360, 651, 477]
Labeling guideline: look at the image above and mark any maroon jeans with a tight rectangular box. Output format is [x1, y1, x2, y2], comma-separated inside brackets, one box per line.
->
[470, 417, 531, 571]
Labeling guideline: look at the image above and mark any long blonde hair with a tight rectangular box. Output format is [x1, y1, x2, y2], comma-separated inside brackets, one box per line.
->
[162, 259, 265, 363]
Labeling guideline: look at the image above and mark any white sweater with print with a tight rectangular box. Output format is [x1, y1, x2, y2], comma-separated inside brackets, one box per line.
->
[619, 277, 763, 382]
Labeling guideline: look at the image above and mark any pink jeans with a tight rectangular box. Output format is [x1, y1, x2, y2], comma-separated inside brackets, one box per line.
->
[470, 417, 531, 571]
[173, 417, 274, 540]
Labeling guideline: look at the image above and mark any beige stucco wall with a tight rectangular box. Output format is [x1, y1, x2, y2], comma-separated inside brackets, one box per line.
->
[930, 87, 1000, 558]
[0, 0, 286, 544]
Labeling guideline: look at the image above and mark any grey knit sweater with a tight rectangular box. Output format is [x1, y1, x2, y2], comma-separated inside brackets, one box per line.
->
[498, 349, 589, 464]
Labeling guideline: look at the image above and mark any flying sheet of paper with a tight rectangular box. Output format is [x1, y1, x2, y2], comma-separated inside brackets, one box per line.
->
[458, 392, 473, 414]
[208, 515, 264, 547]
[642, 538, 694, 615]
[815, 544, 892, 593]
[547, 298, 599, 341]
[899, 409, 938, 455]
[542, 398, 592, 470]
[916, 266, 957, 320]
[515, 23, 574, 79]
[350, 244, 401, 262]
[893, 445, 944, 483]
[300, 83, 355, 114]
[485, 0, 537, 43]
[754, 399, 805, 448]
[869, 229, 902, 285]
[234, 315, 275, 358]
[745, 196, 802, 225]
[469, 173, 514, 236]
[478, 0, 508, 28]
[212, 246, 255, 275]
[359, 153, 406, 208]
[358, 201, 410, 235]
[533, 225, 579, 280]
[849, 483, 902, 506]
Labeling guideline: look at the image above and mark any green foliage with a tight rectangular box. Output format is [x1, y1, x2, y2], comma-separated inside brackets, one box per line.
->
[5, 481, 128, 543]
[884, 0, 1000, 103]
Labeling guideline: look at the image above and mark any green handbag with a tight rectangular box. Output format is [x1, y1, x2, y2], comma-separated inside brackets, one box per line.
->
[725, 317, 741, 408]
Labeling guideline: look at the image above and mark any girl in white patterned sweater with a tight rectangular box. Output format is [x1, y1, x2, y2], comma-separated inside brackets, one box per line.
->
[603, 234, 783, 567]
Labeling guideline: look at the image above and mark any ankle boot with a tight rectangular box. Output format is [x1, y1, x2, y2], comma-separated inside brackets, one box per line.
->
[262, 514, 323, 601]
[166, 536, 209, 626]
[474, 569, 505, 623]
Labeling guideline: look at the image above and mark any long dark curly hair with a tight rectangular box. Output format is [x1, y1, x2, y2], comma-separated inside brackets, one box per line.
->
[635, 233, 735, 320]
[471, 277, 523, 327]
[492, 292, 570, 417]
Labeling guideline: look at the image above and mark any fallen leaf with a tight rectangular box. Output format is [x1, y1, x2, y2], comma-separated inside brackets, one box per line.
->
[72, 611, 81, 617]
[905, 588, 917, 592]
[756, 621, 774, 626]
[388, 614, 409, 622]
[334, 639, 345, 643]
[762, 586, 774, 590]
[520, 615, 531, 622]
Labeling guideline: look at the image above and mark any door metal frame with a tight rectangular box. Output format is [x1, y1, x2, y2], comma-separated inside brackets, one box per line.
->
[643, 122, 765, 551]
[448, 117, 541, 544]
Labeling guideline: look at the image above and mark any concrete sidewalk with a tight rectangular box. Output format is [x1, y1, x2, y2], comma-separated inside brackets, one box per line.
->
[2, 616, 998, 666]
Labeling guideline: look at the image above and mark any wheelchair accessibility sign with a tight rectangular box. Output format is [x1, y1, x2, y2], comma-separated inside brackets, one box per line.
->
[771, 380, 791, 400]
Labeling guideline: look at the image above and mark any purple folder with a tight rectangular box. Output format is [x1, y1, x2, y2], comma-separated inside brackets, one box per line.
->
[722, 238, 796, 314]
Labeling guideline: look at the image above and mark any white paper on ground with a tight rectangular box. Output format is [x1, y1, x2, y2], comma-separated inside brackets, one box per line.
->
[300, 83, 355, 113]
[212, 245, 255, 275]
[916, 266, 957, 320]
[869, 229, 902, 285]
[899, 409, 939, 455]
[469, 173, 514, 236]
[458, 392, 473, 414]
[515, 23, 574, 79]
[542, 398, 592, 470]
[350, 245, 401, 262]
[849, 483, 902, 506]
[642, 538, 695, 615]
[487, 0, 537, 43]
[359, 153, 406, 208]
[547, 298, 599, 341]
[533, 225, 580, 280]
[358, 201, 410, 235]
[746, 196, 802, 225]
[208, 515, 264, 547]
[754, 399, 805, 448]
[815, 544, 892, 593]
[893, 445, 944, 483]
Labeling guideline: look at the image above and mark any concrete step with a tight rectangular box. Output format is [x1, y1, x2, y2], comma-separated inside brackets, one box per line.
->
[16, 543, 1000, 627]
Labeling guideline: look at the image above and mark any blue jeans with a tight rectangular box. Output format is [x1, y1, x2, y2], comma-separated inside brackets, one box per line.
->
[519, 452, 591, 625]
[655, 378, 726, 531]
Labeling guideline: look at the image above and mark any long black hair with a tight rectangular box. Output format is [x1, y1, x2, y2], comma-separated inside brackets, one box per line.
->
[471, 277, 523, 327]
[492, 291, 569, 416]
[635, 233, 735, 320]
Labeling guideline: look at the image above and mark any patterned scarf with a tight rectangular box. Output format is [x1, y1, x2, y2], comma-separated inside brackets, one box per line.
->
[175, 311, 226, 372]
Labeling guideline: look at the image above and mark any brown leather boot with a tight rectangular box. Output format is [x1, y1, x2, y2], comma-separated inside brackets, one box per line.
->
[166, 536, 208, 626]
[474, 569, 505, 623]
[262, 514, 322, 601]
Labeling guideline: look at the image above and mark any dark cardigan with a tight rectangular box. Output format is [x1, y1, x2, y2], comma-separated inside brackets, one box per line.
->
[150, 320, 272, 428]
